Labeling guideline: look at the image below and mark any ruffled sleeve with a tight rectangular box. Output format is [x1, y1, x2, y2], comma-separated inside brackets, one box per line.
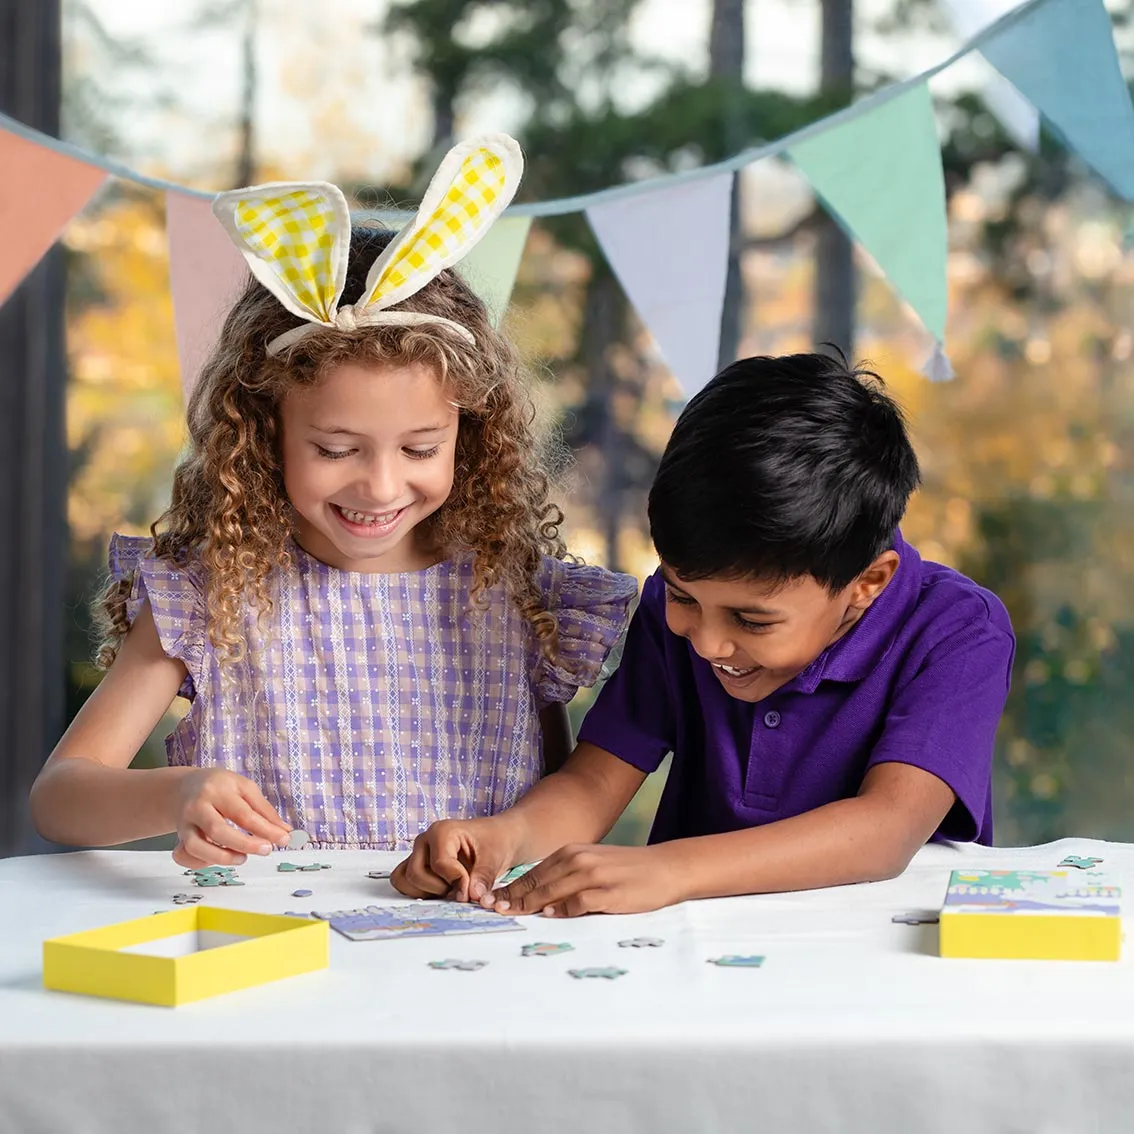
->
[532, 557, 638, 706]
[108, 534, 207, 701]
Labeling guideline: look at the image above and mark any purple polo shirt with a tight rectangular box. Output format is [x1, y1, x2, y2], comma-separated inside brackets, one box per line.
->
[578, 532, 1014, 845]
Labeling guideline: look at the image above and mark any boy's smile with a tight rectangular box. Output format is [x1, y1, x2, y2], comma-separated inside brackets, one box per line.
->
[660, 555, 898, 702]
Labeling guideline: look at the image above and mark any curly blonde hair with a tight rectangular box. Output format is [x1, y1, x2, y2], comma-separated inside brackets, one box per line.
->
[96, 226, 567, 668]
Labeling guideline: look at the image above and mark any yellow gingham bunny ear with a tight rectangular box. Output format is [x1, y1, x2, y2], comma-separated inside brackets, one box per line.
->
[360, 134, 523, 313]
[212, 182, 350, 325]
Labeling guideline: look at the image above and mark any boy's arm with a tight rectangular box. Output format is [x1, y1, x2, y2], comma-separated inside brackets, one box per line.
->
[492, 762, 953, 916]
[392, 741, 646, 901]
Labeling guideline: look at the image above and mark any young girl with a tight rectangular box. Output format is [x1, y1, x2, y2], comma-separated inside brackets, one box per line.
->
[31, 135, 636, 868]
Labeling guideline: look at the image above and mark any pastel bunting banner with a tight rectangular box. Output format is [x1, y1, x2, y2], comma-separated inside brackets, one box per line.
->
[939, 0, 1040, 152]
[587, 173, 734, 398]
[789, 83, 949, 345]
[456, 214, 533, 327]
[0, 129, 106, 307]
[166, 191, 249, 399]
[981, 0, 1134, 198]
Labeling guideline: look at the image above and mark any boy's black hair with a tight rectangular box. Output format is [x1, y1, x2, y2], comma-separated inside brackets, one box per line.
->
[648, 352, 921, 592]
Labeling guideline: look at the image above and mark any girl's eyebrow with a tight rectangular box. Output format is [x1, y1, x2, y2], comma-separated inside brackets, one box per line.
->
[309, 423, 450, 436]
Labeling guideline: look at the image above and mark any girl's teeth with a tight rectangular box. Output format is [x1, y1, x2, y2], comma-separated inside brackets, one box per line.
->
[341, 507, 399, 525]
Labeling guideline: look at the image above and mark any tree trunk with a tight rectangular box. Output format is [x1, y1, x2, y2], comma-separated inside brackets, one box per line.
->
[582, 270, 626, 572]
[234, 0, 257, 186]
[813, 0, 856, 358]
[710, 0, 746, 370]
[0, 0, 66, 856]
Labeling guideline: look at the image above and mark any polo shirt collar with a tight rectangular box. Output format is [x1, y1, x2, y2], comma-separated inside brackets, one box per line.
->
[791, 529, 921, 693]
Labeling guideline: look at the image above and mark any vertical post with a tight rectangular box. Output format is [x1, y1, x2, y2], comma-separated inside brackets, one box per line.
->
[0, 0, 66, 855]
[813, 0, 856, 357]
[710, 0, 746, 369]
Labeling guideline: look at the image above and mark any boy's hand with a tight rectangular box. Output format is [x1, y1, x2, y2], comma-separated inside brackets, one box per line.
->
[485, 843, 685, 917]
[171, 769, 291, 868]
[392, 817, 521, 903]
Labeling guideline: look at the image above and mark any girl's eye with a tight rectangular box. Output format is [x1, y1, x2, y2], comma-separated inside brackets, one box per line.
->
[315, 446, 353, 460]
[734, 615, 773, 633]
[664, 588, 696, 606]
[405, 445, 441, 460]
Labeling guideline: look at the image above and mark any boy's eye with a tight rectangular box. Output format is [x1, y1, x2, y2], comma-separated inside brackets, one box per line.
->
[405, 445, 442, 460]
[734, 614, 773, 633]
[664, 588, 697, 606]
[315, 445, 353, 460]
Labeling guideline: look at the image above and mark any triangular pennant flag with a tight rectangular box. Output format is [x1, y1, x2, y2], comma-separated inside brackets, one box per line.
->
[166, 190, 248, 400]
[0, 127, 106, 307]
[455, 214, 532, 327]
[587, 172, 733, 398]
[939, 0, 1040, 152]
[981, 0, 1134, 198]
[789, 83, 948, 344]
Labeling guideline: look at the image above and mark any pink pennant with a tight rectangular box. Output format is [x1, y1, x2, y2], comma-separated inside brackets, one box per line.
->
[0, 127, 106, 306]
[166, 191, 248, 400]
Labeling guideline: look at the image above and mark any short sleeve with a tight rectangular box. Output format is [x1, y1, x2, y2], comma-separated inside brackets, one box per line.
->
[576, 571, 676, 774]
[866, 614, 1015, 843]
[109, 533, 207, 701]
[532, 557, 637, 706]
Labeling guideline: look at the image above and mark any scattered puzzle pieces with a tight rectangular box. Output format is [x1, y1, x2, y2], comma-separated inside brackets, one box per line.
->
[568, 967, 627, 980]
[708, 955, 765, 968]
[171, 893, 203, 905]
[521, 942, 574, 958]
[367, 870, 392, 880]
[618, 937, 664, 949]
[292, 889, 313, 898]
[287, 831, 310, 850]
[278, 863, 300, 873]
[892, 912, 940, 926]
[1059, 855, 1103, 870]
[186, 866, 243, 888]
[428, 958, 488, 971]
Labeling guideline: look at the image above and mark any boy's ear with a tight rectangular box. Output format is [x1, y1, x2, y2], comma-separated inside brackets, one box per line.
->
[849, 550, 900, 610]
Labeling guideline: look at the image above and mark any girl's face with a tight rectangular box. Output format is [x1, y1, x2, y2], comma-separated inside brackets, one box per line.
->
[279, 360, 459, 573]
[659, 553, 898, 703]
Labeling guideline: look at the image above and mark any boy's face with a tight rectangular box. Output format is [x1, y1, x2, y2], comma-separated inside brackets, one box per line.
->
[280, 359, 459, 573]
[660, 553, 899, 703]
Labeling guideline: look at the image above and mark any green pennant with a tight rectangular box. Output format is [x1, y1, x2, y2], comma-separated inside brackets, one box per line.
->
[788, 82, 947, 341]
[456, 215, 533, 327]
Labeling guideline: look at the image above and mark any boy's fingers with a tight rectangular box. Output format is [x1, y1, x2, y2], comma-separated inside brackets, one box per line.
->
[426, 842, 470, 901]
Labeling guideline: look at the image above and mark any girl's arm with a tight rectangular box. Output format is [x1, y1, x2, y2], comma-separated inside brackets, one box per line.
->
[30, 601, 289, 858]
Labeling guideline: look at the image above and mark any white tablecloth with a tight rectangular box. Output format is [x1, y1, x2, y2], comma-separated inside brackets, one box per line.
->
[2, 838, 1133, 1134]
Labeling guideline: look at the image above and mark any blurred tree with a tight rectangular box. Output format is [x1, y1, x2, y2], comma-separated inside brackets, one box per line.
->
[0, 0, 66, 855]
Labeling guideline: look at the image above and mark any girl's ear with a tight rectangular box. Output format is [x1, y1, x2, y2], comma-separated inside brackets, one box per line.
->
[212, 182, 351, 326]
[359, 134, 523, 314]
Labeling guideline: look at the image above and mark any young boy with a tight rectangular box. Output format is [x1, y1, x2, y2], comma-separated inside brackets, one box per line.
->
[392, 353, 1015, 916]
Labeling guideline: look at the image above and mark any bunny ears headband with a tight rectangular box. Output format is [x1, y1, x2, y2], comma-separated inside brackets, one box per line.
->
[212, 134, 523, 356]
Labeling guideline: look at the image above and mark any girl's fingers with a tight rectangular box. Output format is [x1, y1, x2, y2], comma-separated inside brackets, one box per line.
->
[179, 826, 247, 867]
[239, 783, 292, 842]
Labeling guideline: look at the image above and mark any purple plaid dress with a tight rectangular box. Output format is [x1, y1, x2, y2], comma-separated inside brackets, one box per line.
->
[109, 536, 636, 850]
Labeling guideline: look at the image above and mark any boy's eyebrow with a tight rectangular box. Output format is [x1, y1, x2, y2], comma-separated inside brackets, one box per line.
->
[659, 566, 782, 616]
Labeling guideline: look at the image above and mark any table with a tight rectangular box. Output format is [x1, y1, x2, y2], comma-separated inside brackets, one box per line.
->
[2, 838, 1133, 1134]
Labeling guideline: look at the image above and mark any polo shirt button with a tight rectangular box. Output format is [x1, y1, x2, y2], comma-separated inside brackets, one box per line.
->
[763, 710, 781, 729]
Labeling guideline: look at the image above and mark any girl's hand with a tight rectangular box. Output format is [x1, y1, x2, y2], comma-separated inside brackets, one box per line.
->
[485, 843, 685, 918]
[392, 817, 521, 904]
[171, 769, 291, 868]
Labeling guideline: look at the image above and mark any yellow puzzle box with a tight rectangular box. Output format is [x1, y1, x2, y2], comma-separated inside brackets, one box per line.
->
[939, 869, 1122, 962]
[43, 907, 329, 1006]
